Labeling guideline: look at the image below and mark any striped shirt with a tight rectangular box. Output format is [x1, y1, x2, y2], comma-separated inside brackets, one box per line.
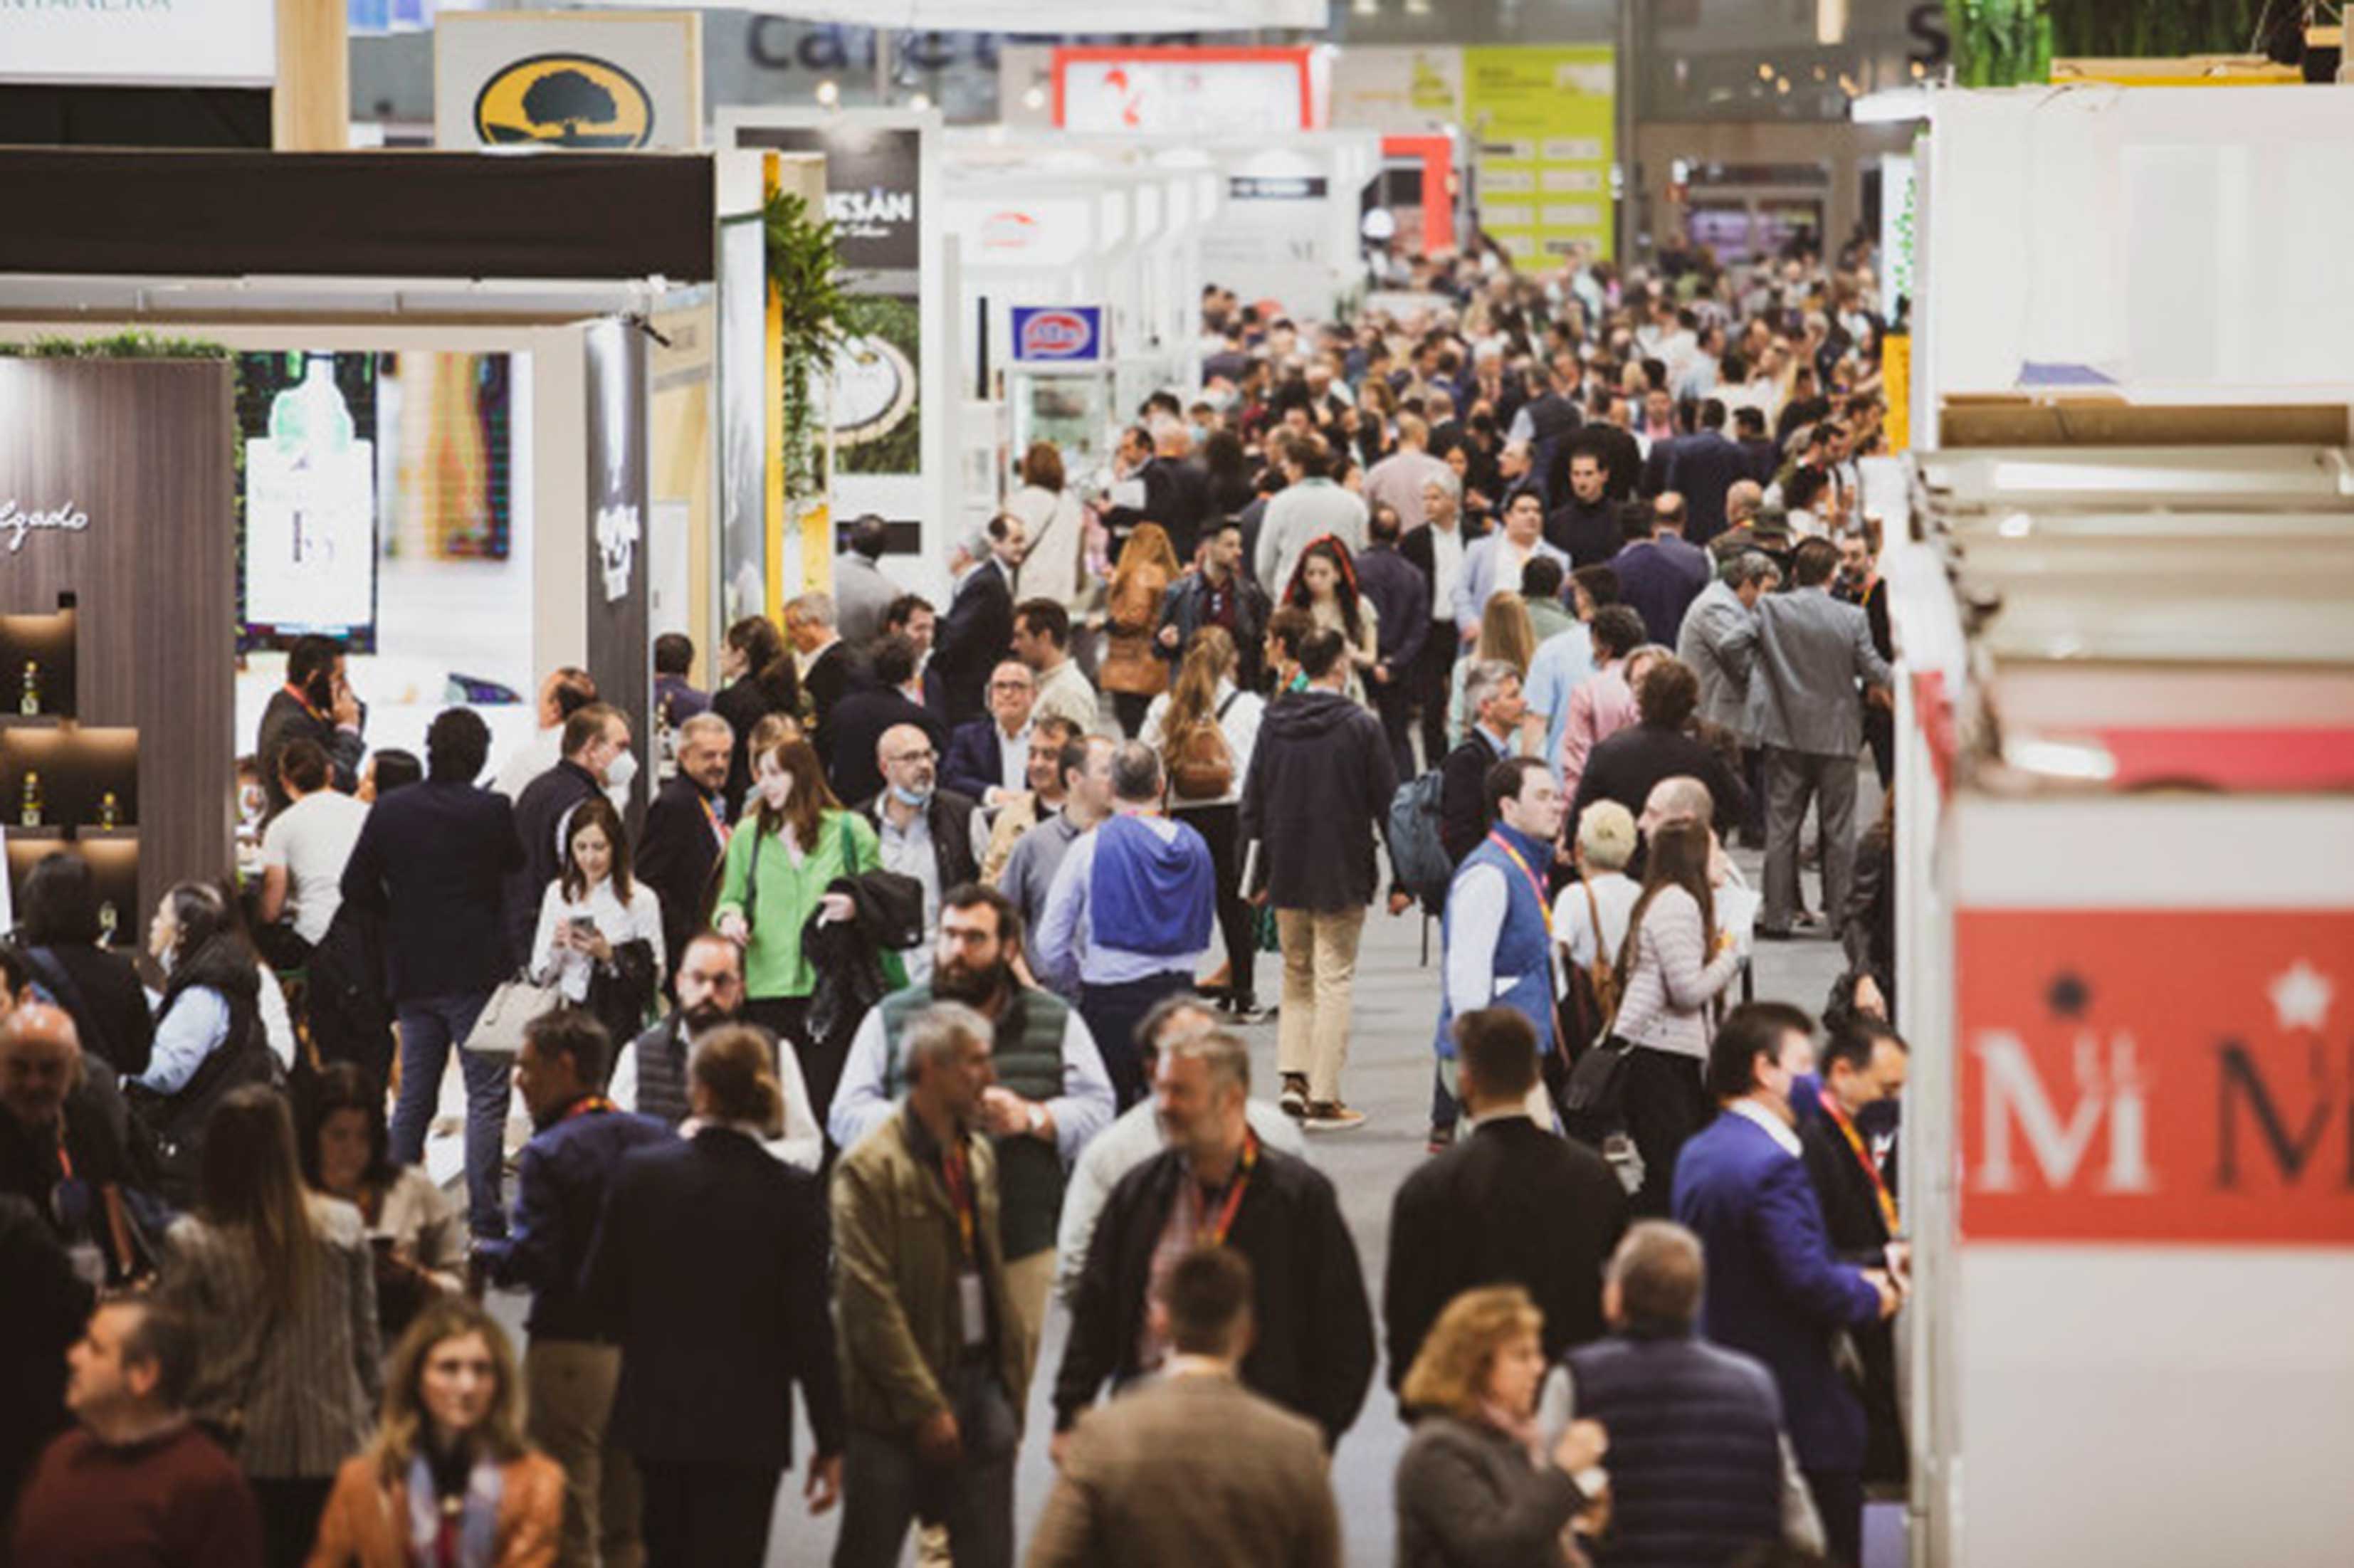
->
[164, 1198, 382, 1478]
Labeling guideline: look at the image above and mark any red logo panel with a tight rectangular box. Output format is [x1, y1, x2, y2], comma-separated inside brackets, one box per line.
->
[1956, 910, 2354, 1246]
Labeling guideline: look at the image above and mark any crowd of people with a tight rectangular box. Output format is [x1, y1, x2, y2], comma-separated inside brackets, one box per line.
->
[0, 233, 1913, 1568]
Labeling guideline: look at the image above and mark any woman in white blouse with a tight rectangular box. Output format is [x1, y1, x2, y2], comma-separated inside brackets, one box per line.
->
[1141, 625, 1267, 1020]
[530, 794, 665, 1052]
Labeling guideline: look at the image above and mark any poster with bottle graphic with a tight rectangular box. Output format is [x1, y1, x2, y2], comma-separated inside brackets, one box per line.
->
[239, 352, 380, 650]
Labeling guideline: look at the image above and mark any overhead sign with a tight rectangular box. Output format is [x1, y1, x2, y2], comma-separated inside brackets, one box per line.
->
[1229, 175, 1330, 201]
[1463, 46, 1616, 265]
[1010, 307, 1106, 365]
[1053, 46, 1325, 135]
[1957, 908, 2354, 1246]
[435, 11, 703, 152]
[1, 0, 275, 85]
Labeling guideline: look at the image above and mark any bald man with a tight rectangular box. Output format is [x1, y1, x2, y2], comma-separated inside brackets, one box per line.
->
[856, 723, 984, 986]
[1639, 774, 1762, 955]
[0, 1004, 137, 1281]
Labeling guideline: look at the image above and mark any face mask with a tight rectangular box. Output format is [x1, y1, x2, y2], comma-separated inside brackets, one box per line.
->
[890, 784, 931, 809]
[604, 749, 638, 791]
[757, 774, 793, 809]
[1188, 423, 1209, 447]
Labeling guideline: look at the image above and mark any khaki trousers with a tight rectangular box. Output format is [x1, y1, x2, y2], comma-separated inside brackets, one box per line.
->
[525, 1340, 641, 1568]
[1001, 1247, 1056, 1390]
[1275, 905, 1368, 1103]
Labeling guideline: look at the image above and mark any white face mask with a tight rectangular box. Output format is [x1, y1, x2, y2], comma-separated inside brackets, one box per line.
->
[604, 748, 638, 791]
[757, 773, 793, 809]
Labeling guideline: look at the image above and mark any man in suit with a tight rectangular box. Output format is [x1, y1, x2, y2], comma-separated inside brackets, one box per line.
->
[1664, 399, 1754, 547]
[786, 591, 860, 749]
[1720, 537, 1893, 937]
[506, 702, 634, 968]
[636, 712, 733, 991]
[478, 1007, 671, 1567]
[857, 725, 983, 988]
[1614, 492, 1713, 648]
[941, 659, 1035, 809]
[1676, 1003, 1900, 1567]
[1353, 502, 1430, 783]
[1680, 550, 1780, 847]
[1055, 1027, 1375, 1455]
[1570, 656, 1746, 846]
[1400, 469, 1483, 769]
[1389, 1007, 1624, 1391]
[340, 707, 522, 1238]
[584, 1024, 846, 1567]
[1798, 1018, 1911, 1491]
[882, 594, 950, 717]
[935, 515, 1024, 725]
[256, 633, 364, 820]
[1454, 488, 1570, 642]
[1436, 661, 1523, 868]
[1031, 1246, 1340, 1568]
[824, 634, 949, 808]
[832, 512, 899, 648]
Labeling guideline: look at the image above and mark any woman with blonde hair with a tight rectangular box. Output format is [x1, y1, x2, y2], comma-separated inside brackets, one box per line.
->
[1098, 522, 1183, 738]
[1140, 625, 1268, 1019]
[1394, 1286, 1609, 1568]
[308, 1298, 562, 1567]
[1447, 590, 1538, 747]
[712, 735, 888, 1121]
[165, 1085, 380, 1568]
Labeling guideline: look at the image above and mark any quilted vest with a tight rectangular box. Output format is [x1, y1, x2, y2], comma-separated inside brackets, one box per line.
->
[1434, 824, 1559, 1060]
[876, 982, 1071, 1260]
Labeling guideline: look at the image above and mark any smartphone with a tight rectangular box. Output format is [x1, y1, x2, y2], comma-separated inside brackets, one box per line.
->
[569, 915, 598, 938]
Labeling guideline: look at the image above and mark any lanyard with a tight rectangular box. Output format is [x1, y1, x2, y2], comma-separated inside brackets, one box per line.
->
[560, 1095, 617, 1124]
[1818, 1090, 1899, 1234]
[1198, 1132, 1259, 1247]
[700, 791, 730, 847]
[54, 1127, 73, 1183]
[940, 1140, 978, 1260]
[1485, 831, 1555, 939]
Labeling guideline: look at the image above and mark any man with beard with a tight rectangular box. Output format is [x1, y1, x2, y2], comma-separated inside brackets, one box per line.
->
[609, 930, 824, 1170]
[829, 885, 1115, 1371]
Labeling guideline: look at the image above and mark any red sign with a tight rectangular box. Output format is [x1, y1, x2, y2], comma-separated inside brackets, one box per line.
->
[1956, 910, 2354, 1246]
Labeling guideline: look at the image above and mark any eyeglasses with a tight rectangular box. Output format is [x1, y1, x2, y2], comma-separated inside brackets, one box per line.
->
[888, 749, 937, 765]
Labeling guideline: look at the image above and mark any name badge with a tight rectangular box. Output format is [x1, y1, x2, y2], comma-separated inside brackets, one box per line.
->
[958, 1268, 987, 1348]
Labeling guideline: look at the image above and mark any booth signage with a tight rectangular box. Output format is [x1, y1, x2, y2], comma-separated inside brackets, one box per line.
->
[1229, 176, 1330, 201]
[1, 0, 275, 85]
[1010, 307, 1105, 365]
[0, 500, 92, 553]
[1462, 46, 1615, 264]
[435, 11, 703, 153]
[1957, 908, 2354, 1246]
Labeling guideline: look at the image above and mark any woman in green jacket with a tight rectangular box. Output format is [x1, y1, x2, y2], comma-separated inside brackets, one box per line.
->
[712, 735, 892, 1118]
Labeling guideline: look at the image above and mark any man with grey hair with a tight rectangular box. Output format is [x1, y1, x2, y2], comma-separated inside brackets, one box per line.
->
[1033, 742, 1215, 1109]
[1538, 1220, 1824, 1564]
[1403, 465, 1473, 769]
[637, 709, 735, 989]
[833, 513, 898, 648]
[832, 1001, 1029, 1568]
[1437, 658, 1528, 867]
[1053, 1017, 1375, 1458]
[1679, 551, 1778, 846]
[786, 589, 858, 742]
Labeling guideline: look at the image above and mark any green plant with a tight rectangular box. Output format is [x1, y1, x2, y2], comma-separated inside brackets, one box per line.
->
[0, 330, 229, 359]
[2044, 0, 2274, 60]
[762, 189, 851, 504]
[1951, 0, 2054, 86]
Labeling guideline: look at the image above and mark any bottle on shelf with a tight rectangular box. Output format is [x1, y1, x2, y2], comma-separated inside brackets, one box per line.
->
[97, 900, 117, 943]
[95, 790, 120, 830]
[19, 771, 40, 828]
[18, 660, 37, 717]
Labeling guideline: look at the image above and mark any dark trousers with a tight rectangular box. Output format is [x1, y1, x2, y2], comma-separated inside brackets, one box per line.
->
[1412, 624, 1459, 774]
[1864, 705, 1894, 790]
[1739, 742, 1768, 844]
[1763, 746, 1858, 932]
[1370, 665, 1417, 784]
[386, 990, 505, 1238]
[833, 1374, 1016, 1568]
[1110, 691, 1153, 740]
[1430, 1058, 1459, 1135]
[745, 994, 824, 1120]
[253, 1475, 333, 1568]
[638, 1460, 780, 1568]
[1079, 972, 1192, 1110]
[1804, 1466, 1864, 1567]
[1174, 803, 1256, 1007]
[1623, 1045, 1712, 1218]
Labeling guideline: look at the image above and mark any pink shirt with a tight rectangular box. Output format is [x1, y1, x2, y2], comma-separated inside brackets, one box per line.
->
[1558, 661, 1637, 801]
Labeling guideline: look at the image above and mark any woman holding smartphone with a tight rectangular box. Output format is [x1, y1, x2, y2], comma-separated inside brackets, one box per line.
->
[527, 795, 665, 1057]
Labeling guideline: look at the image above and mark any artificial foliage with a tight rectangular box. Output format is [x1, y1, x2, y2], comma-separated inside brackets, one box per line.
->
[762, 189, 851, 504]
[1952, 0, 2286, 85]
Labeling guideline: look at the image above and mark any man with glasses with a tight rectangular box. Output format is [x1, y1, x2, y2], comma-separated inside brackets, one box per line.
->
[859, 725, 984, 986]
[944, 660, 1038, 810]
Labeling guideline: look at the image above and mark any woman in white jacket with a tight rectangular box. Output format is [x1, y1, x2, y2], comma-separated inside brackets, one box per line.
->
[1141, 626, 1266, 1020]
[1004, 440, 1093, 617]
[530, 794, 665, 1051]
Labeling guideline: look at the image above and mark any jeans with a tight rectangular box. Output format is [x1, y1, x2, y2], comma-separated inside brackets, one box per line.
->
[386, 991, 508, 1238]
[1274, 905, 1367, 1104]
[1078, 972, 1194, 1110]
[832, 1368, 1016, 1568]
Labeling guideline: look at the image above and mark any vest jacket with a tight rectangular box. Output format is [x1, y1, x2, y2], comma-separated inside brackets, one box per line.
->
[1435, 824, 1558, 1060]
[627, 1014, 696, 1128]
[1565, 1330, 1785, 1567]
[877, 982, 1071, 1259]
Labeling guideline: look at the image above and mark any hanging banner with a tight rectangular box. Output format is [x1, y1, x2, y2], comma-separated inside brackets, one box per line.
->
[1329, 45, 1464, 133]
[1462, 46, 1615, 266]
[434, 11, 703, 153]
[1052, 46, 1325, 135]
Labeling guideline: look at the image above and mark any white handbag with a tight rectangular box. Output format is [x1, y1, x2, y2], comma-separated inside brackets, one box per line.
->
[461, 974, 567, 1056]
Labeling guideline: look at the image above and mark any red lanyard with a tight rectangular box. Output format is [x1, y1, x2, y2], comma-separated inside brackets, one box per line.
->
[561, 1095, 617, 1124]
[700, 791, 730, 847]
[1485, 832, 1555, 938]
[1819, 1090, 1898, 1233]
[1199, 1132, 1259, 1247]
[940, 1140, 978, 1259]
[54, 1127, 73, 1183]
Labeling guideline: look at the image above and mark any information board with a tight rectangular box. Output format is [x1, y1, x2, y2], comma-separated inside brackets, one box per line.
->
[1462, 46, 1615, 265]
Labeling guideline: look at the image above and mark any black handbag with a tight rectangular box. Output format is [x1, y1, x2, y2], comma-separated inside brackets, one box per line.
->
[1562, 1033, 1633, 1117]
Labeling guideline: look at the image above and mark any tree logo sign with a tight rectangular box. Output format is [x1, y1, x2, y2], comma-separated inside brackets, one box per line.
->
[473, 53, 653, 149]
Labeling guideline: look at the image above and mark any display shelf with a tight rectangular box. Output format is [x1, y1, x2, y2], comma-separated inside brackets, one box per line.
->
[0, 604, 78, 723]
[4, 832, 139, 946]
[0, 716, 64, 730]
[0, 725, 137, 835]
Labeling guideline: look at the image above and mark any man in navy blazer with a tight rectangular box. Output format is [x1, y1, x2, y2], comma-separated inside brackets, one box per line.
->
[940, 659, 1036, 809]
[1674, 1001, 1899, 1568]
[1663, 399, 1754, 547]
[339, 706, 523, 1238]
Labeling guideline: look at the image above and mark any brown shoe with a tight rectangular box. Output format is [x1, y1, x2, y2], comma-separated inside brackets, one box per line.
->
[1303, 1101, 1367, 1132]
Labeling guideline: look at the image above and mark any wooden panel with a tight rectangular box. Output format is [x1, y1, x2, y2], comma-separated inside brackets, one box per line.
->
[273, 0, 350, 153]
[0, 361, 234, 928]
[1940, 400, 2351, 449]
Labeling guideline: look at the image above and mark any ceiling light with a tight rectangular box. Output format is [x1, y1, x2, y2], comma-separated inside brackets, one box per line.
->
[815, 79, 839, 107]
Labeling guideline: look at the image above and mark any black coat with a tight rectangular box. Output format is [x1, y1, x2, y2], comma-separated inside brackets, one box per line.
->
[1240, 690, 1397, 912]
[802, 642, 860, 752]
[1384, 1117, 1626, 1393]
[800, 868, 927, 1061]
[340, 777, 523, 1003]
[1799, 1110, 1905, 1485]
[1568, 723, 1745, 849]
[825, 688, 948, 809]
[935, 560, 1015, 725]
[303, 902, 395, 1086]
[0, 1194, 91, 1518]
[1587, 422, 1643, 503]
[256, 688, 363, 819]
[712, 673, 794, 820]
[585, 1129, 846, 1470]
[1544, 495, 1625, 569]
[636, 775, 727, 986]
[1438, 732, 1510, 869]
[504, 759, 603, 969]
[21, 942, 152, 1079]
[852, 789, 981, 908]
[1056, 1143, 1375, 1448]
[1662, 428, 1753, 547]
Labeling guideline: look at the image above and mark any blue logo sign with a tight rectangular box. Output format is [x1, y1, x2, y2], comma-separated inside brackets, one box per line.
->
[1011, 306, 1105, 364]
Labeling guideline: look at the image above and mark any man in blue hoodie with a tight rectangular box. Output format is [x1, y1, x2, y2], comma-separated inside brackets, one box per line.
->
[1032, 742, 1215, 1110]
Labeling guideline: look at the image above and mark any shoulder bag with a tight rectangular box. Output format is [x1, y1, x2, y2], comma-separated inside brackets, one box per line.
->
[462, 970, 566, 1056]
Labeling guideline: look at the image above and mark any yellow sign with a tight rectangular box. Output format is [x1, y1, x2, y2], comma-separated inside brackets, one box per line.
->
[1883, 333, 1911, 454]
[1463, 46, 1615, 266]
[473, 53, 655, 149]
